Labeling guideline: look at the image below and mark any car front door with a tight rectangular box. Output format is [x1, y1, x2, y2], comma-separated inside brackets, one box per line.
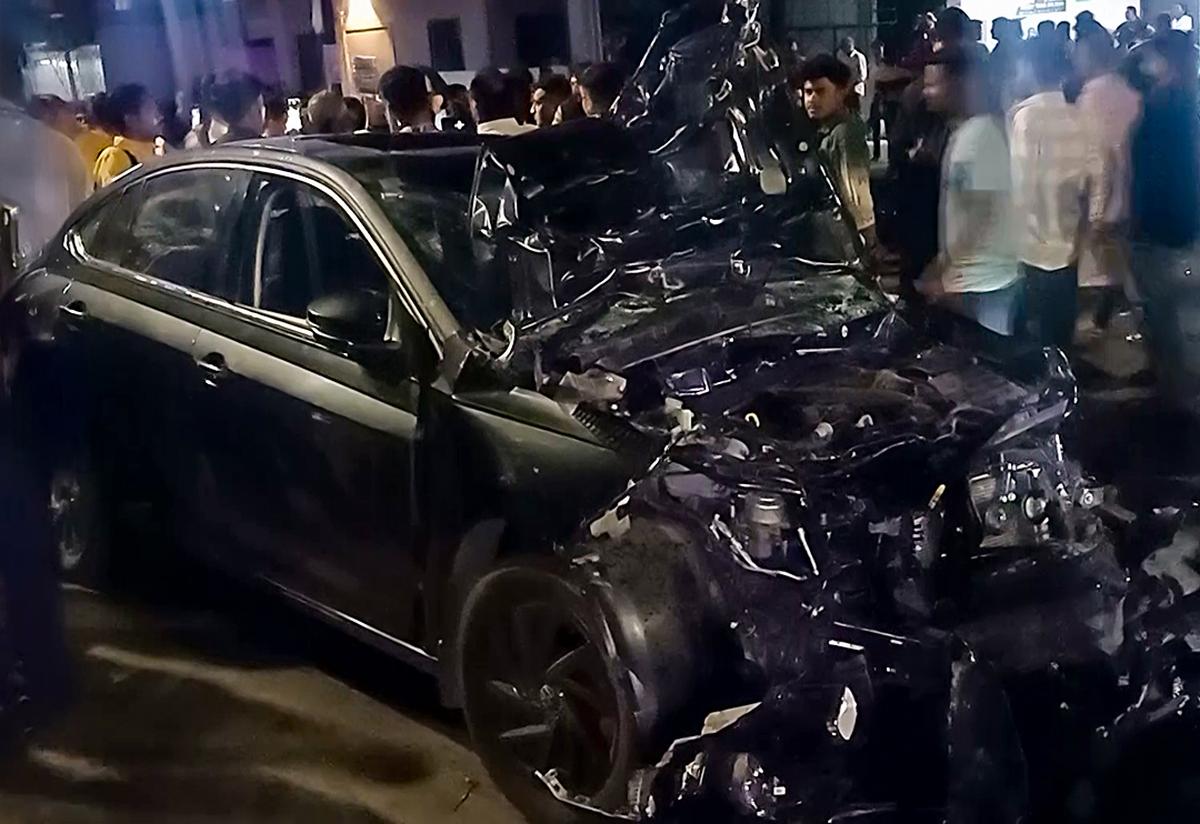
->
[189, 170, 426, 648]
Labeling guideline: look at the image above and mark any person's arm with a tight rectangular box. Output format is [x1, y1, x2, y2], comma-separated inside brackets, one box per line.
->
[1078, 95, 1115, 230]
[1008, 106, 1033, 234]
[823, 123, 877, 236]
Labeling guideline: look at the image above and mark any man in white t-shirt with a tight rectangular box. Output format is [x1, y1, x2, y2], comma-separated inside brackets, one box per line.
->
[917, 46, 1023, 336]
[837, 37, 869, 102]
[1171, 3, 1194, 32]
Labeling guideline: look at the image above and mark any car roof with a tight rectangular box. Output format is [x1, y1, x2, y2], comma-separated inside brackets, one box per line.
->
[148, 133, 484, 193]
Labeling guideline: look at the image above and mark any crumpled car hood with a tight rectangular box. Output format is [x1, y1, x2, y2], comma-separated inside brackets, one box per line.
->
[519, 265, 1062, 498]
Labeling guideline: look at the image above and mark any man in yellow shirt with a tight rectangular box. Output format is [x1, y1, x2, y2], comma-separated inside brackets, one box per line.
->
[92, 84, 160, 188]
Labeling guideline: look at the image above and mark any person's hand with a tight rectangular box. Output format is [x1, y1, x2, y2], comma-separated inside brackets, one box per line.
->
[871, 245, 903, 277]
[915, 258, 947, 298]
[915, 276, 944, 298]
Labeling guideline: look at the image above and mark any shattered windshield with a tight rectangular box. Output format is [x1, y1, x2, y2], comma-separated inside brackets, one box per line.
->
[342, 132, 873, 341]
[336, 155, 512, 332]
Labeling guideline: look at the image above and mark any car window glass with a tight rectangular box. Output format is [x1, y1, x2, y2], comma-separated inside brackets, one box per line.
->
[75, 185, 139, 263]
[252, 181, 390, 320]
[117, 170, 250, 299]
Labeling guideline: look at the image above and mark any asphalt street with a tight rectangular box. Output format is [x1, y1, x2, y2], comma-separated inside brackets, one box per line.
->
[0, 567, 526, 824]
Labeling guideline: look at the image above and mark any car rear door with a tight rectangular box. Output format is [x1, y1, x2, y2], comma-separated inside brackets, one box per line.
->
[188, 170, 426, 649]
[42, 168, 251, 530]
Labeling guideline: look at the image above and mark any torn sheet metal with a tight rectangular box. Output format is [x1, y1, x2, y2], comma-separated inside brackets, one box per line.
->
[452, 0, 1200, 821]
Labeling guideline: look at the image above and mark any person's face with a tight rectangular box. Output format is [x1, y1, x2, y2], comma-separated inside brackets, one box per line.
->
[51, 107, 81, 137]
[531, 87, 562, 126]
[243, 95, 265, 134]
[923, 64, 957, 114]
[580, 86, 603, 117]
[840, 38, 854, 53]
[802, 78, 846, 121]
[1127, 8, 1138, 21]
[1173, 4, 1185, 18]
[127, 97, 161, 139]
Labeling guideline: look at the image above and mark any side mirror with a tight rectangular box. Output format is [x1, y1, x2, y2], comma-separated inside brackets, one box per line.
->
[306, 290, 393, 362]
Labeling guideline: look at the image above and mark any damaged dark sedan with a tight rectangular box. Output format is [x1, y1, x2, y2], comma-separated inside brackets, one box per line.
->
[5, 1, 1200, 822]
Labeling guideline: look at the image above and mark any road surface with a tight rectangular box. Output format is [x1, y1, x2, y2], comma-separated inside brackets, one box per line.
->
[0, 565, 526, 824]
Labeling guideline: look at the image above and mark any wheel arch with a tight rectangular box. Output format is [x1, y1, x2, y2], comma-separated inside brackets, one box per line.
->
[442, 509, 714, 755]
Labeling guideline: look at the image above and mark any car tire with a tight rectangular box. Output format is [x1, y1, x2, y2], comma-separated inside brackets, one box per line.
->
[47, 450, 110, 587]
[459, 560, 639, 824]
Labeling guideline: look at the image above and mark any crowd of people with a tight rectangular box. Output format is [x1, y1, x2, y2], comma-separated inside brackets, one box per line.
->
[791, 6, 1200, 362]
[1, 58, 627, 265]
[19, 60, 627, 191]
[9, 7, 1200, 366]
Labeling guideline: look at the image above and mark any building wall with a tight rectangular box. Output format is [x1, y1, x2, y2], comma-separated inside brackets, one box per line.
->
[486, 0, 567, 67]
[242, 0, 315, 91]
[954, 0, 1131, 42]
[382, 0, 492, 68]
[373, 0, 597, 72]
[95, 17, 177, 99]
[777, 0, 874, 56]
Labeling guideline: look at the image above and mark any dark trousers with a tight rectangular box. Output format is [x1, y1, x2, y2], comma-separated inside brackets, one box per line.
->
[0, 402, 70, 759]
[1022, 263, 1078, 350]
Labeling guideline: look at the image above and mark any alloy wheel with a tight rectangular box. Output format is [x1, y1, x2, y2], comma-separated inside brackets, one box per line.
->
[474, 598, 622, 799]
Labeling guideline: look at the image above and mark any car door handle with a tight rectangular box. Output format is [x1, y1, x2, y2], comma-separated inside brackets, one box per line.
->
[197, 352, 228, 387]
[60, 300, 88, 321]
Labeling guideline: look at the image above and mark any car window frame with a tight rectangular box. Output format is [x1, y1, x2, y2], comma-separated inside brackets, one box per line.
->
[68, 168, 252, 307]
[66, 158, 456, 366]
[230, 172, 405, 349]
[242, 174, 391, 324]
[71, 182, 140, 264]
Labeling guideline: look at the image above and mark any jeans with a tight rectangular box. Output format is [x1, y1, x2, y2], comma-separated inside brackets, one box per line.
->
[1021, 263, 1078, 350]
[1131, 242, 1200, 405]
[941, 280, 1026, 337]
